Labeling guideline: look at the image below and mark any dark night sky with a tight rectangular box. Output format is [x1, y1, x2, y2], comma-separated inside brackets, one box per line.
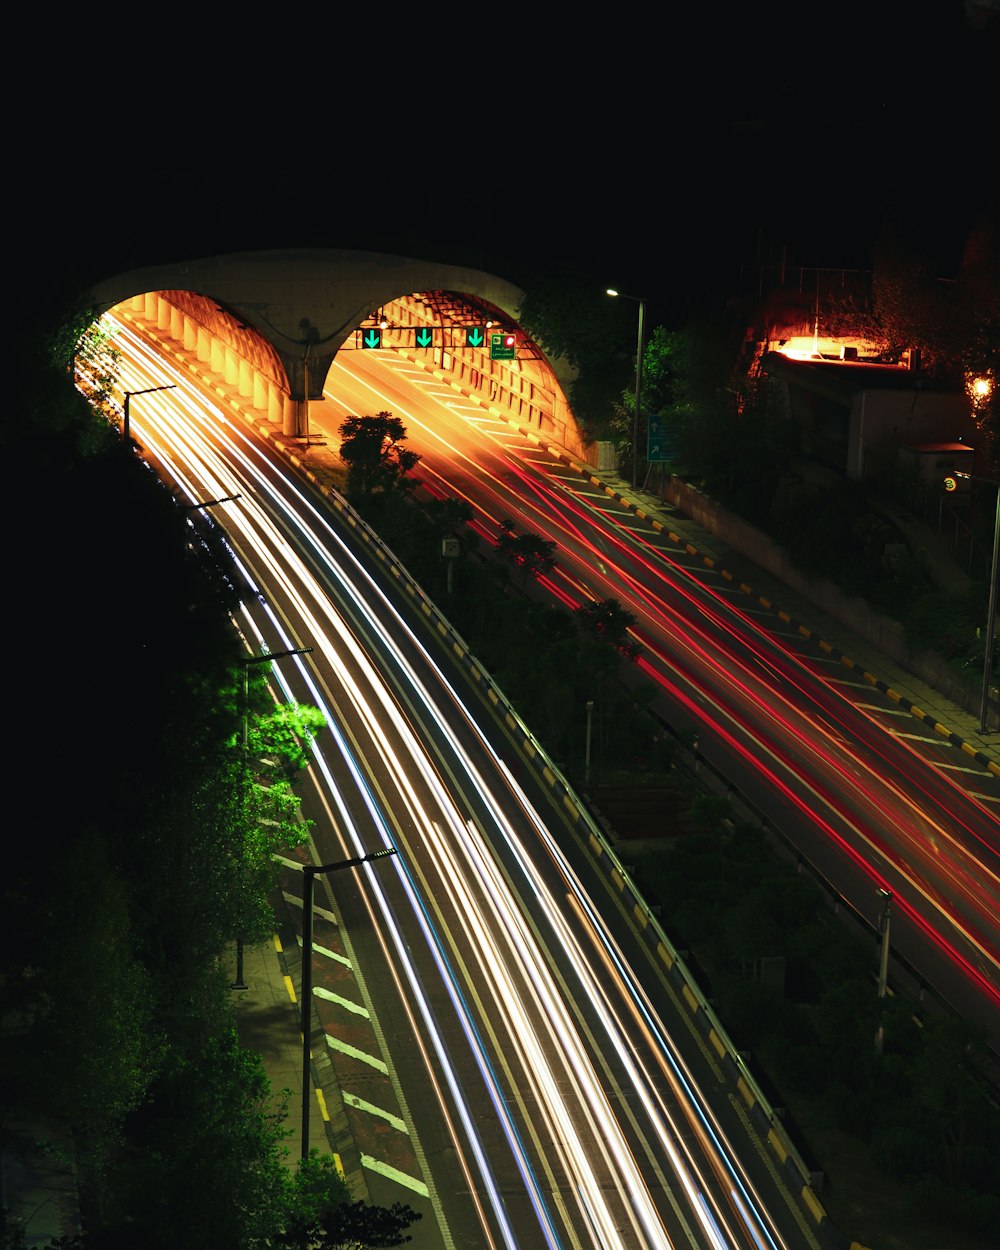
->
[18, 3, 999, 333]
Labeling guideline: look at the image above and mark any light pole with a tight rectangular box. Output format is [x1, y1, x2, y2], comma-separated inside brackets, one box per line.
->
[122, 383, 176, 444]
[946, 468, 999, 733]
[962, 373, 997, 733]
[300, 847, 397, 1159]
[606, 289, 647, 491]
[231, 646, 313, 990]
[875, 888, 892, 1055]
[585, 700, 594, 786]
[982, 487, 1000, 735]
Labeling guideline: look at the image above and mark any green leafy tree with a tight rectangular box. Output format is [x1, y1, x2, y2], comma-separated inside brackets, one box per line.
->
[49, 308, 122, 420]
[246, 698, 327, 779]
[338, 413, 421, 499]
[109, 1023, 293, 1249]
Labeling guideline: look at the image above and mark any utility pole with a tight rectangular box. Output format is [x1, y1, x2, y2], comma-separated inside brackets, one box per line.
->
[122, 383, 176, 444]
[300, 847, 397, 1158]
[875, 888, 892, 1055]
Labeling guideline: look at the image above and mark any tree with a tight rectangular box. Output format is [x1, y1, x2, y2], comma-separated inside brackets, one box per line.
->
[337, 413, 420, 499]
[572, 597, 642, 662]
[495, 519, 556, 583]
[515, 267, 637, 439]
[294, 1200, 421, 1250]
[268, 1153, 421, 1248]
[245, 696, 327, 780]
[909, 1015, 996, 1191]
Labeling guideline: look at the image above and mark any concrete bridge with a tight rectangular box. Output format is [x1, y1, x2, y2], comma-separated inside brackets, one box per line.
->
[89, 248, 586, 455]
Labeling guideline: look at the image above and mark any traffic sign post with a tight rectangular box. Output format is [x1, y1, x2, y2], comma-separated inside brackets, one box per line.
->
[490, 332, 516, 360]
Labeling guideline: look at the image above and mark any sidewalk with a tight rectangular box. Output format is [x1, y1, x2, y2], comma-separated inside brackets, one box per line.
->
[228, 909, 343, 1171]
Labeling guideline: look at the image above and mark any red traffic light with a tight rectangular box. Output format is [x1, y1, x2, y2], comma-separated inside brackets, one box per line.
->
[503, 332, 516, 347]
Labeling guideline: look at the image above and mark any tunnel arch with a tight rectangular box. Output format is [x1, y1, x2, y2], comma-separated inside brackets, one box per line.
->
[88, 248, 585, 453]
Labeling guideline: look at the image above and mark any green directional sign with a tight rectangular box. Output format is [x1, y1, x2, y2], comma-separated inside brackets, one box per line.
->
[466, 326, 485, 348]
[415, 327, 433, 349]
[646, 414, 676, 463]
[362, 328, 382, 349]
[490, 332, 516, 360]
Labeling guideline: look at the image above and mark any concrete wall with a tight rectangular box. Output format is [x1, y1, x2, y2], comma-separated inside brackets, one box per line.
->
[849, 388, 979, 481]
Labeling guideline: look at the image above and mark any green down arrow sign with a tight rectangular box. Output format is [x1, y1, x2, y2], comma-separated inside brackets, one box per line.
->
[362, 328, 382, 349]
[416, 328, 433, 348]
[466, 326, 484, 348]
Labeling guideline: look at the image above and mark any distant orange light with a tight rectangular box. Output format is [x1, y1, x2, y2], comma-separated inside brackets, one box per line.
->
[966, 373, 994, 415]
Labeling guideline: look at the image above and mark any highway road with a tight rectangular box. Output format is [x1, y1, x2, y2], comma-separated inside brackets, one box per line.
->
[100, 318, 829, 1250]
[321, 343, 1000, 1051]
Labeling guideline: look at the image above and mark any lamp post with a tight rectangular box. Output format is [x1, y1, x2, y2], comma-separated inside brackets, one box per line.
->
[585, 700, 594, 786]
[122, 383, 176, 444]
[982, 487, 1000, 735]
[947, 468, 999, 733]
[606, 289, 647, 491]
[231, 646, 313, 990]
[966, 375, 997, 733]
[300, 847, 397, 1158]
[875, 888, 892, 1054]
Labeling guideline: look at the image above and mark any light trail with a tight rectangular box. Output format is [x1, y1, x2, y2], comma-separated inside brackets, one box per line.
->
[98, 315, 804, 1249]
[330, 347, 1000, 1029]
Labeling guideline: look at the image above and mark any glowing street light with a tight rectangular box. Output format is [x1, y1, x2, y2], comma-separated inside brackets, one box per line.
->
[949, 467, 1000, 733]
[967, 371, 994, 414]
[606, 289, 647, 491]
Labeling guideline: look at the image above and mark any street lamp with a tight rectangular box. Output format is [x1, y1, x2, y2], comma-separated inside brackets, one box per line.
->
[300, 847, 397, 1158]
[585, 700, 594, 786]
[875, 888, 892, 1055]
[606, 289, 647, 491]
[122, 383, 176, 444]
[948, 469, 999, 733]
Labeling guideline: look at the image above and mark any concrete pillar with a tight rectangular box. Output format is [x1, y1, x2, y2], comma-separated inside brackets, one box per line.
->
[239, 358, 253, 398]
[224, 347, 239, 387]
[143, 291, 158, 320]
[156, 296, 171, 334]
[183, 315, 197, 353]
[197, 325, 211, 363]
[282, 393, 299, 437]
[211, 336, 225, 375]
[268, 383, 284, 425]
[170, 304, 184, 342]
[254, 373, 268, 412]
